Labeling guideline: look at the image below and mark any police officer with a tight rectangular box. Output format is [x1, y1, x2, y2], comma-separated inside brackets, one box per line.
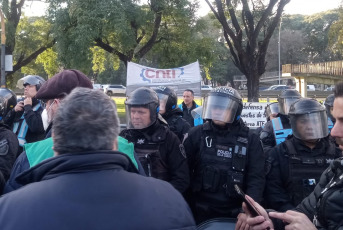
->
[260, 89, 301, 154]
[154, 86, 191, 141]
[324, 94, 335, 132]
[264, 98, 342, 212]
[255, 102, 280, 135]
[243, 82, 343, 230]
[4, 75, 46, 152]
[0, 88, 19, 193]
[183, 86, 265, 224]
[120, 87, 190, 194]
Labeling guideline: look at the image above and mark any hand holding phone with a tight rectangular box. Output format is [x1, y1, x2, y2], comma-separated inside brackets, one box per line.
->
[234, 184, 263, 217]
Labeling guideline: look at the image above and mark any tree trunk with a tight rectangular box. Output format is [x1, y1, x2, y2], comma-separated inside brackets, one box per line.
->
[246, 72, 260, 102]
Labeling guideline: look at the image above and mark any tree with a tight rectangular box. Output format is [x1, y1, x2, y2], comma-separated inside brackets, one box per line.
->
[1, 0, 56, 83]
[205, 0, 290, 101]
[46, 0, 194, 71]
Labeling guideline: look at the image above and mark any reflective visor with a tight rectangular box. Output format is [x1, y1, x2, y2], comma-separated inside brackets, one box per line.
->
[266, 103, 279, 117]
[202, 95, 239, 123]
[157, 93, 168, 114]
[281, 98, 299, 115]
[290, 111, 328, 140]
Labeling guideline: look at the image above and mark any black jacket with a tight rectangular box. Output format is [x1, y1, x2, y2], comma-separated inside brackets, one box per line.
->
[120, 120, 190, 193]
[260, 114, 291, 155]
[4, 98, 45, 146]
[163, 108, 191, 141]
[0, 151, 196, 230]
[271, 157, 343, 230]
[183, 120, 265, 222]
[180, 101, 199, 127]
[265, 136, 342, 212]
[0, 124, 19, 194]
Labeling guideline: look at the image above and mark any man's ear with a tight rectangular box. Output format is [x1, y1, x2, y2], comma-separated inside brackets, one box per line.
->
[112, 138, 118, 151]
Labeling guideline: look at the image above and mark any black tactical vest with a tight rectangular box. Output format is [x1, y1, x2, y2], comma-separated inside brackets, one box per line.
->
[192, 122, 249, 207]
[285, 139, 336, 206]
[121, 126, 170, 181]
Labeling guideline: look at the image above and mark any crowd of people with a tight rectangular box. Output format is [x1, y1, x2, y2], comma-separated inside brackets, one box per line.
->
[0, 68, 342, 230]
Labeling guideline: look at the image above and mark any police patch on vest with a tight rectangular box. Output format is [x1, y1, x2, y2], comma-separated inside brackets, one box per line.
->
[179, 144, 187, 158]
[0, 139, 9, 156]
[217, 147, 232, 158]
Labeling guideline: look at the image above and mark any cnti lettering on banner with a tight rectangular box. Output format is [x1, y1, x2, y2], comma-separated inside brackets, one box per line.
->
[140, 68, 184, 83]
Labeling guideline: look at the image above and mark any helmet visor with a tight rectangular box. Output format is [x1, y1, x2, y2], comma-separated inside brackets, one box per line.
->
[202, 95, 239, 123]
[279, 98, 299, 115]
[156, 93, 168, 115]
[290, 111, 328, 140]
[191, 106, 203, 119]
[265, 103, 279, 118]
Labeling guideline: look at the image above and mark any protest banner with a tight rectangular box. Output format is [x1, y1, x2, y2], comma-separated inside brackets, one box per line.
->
[241, 102, 269, 128]
[126, 61, 202, 96]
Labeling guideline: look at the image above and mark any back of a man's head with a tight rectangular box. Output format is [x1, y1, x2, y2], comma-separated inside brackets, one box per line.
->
[53, 87, 119, 154]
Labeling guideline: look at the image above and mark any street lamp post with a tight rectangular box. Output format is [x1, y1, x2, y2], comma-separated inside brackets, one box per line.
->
[0, 9, 5, 88]
[278, 17, 282, 85]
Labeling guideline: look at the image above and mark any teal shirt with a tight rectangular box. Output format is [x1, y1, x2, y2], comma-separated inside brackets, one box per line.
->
[25, 136, 138, 169]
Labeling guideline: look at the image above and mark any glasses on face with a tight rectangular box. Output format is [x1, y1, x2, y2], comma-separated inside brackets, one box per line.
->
[41, 99, 56, 111]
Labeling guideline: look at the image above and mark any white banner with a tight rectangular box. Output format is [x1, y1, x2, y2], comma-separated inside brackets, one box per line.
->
[126, 61, 202, 96]
[241, 102, 268, 128]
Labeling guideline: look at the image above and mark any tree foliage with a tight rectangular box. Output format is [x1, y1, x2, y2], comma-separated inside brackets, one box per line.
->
[46, 0, 194, 73]
[0, 0, 55, 85]
[206, 0, 290, 102]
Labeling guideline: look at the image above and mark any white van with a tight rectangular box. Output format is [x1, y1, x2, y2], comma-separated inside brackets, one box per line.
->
[307, 85, 315, 91]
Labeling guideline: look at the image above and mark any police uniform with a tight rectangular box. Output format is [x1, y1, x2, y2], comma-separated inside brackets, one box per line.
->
[260, 113, 291, 155]
[0, 124, 19, 194]
[163, 107, 191, 141]
[4, 98, 45, 147]
[183, 120, 265, 223]
[154, 86, 192, 141]
[264, 136, 341, 212]
[120, 120, 190, 194]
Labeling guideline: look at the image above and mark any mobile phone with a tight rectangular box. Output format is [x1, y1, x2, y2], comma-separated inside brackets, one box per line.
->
[234, 184, 262, 217]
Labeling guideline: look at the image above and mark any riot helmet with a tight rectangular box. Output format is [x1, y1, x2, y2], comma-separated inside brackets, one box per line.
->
[154, 86, 177, 116]
[264, 102, 279, 121]
[17, 75, 46, 91]
[277, 89, 301, 115]
[202, 86, 243, 124]
[289, 98, 328, 141]
[0, 88, 16, 120]
[324, 94, 335, 122]
[125, 87, 159, 129]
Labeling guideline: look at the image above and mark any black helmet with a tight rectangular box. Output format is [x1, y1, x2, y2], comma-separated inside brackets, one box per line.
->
[17, 75, 46, 91]
[125, 87, 159, 129]
[289, 98, 328, 140]
[202, 86, 243, 124]
[324, 94, 335, 122]
[264, 102, 279, 121]
[154, 86, 177, 116]
[277, 89, 301, 115]
[0, 88, 16, 119]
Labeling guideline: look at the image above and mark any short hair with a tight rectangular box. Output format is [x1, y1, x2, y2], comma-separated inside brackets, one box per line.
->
[184, 89, 194, 96]
[53, 87, 119, 154]
[334, 82, 343, 98]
